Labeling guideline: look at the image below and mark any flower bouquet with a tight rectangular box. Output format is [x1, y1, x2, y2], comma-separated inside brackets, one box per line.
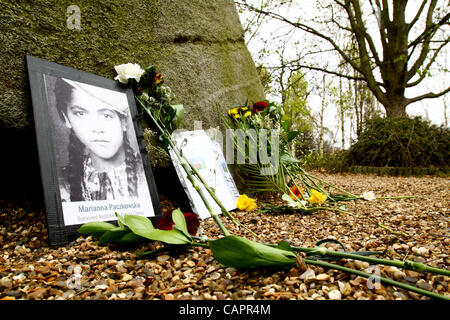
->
[222, 99, 416, 232]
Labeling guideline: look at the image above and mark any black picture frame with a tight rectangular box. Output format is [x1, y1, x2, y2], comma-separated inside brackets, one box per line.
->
[26, 55, 162, 246]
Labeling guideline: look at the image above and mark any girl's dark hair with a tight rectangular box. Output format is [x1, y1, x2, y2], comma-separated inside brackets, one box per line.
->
[54, 77, 74, 121]
[123, 134, 139, 198]
[67, 130, 85, 201]
[54, 77, 140, 200]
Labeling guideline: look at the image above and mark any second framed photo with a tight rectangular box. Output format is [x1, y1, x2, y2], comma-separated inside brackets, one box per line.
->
[26, 56, 162, 245]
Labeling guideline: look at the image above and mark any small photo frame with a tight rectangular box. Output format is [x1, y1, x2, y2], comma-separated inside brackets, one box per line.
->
[169, 130, 240, 219]
[26, 56, 161, 245]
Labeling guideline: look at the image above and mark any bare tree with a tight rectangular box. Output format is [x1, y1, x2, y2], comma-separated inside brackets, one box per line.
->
[236, 0, 450, 118]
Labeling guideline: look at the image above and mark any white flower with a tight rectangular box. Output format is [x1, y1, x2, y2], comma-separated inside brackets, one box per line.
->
[114, 63, 145, 84]
[141, 92, 150, 102]
[281, 194, 307, 208]
[362, 191, 376, 201]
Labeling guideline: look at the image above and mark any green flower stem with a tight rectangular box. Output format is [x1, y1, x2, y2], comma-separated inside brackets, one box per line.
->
[137, 98, 230, 236]
[138, 99, 255, 236]
[303, 258, 449, 300]
[376, 196, 418, 200]
[189, 237, 449, 299]
[285, 170, 308, 208]
[181, 149, 258, 237]
[192, 236, 450, 277]
[139, 98, 257, 237]
[295, 166, 358, 197]
[287, 246, 450, 277]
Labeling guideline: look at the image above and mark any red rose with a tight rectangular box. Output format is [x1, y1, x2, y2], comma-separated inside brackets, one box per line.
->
[252, 101, 269, 112]
[183, 212, 200, 236]
[156, 211, 200, 236]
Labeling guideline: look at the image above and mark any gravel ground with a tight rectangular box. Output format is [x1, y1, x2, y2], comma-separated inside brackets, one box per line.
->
[0, 171, 449, 300]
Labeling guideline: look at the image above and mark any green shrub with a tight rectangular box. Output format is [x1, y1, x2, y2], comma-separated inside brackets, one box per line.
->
[301, 151, 349, 173]
[347, 116, 450, 169]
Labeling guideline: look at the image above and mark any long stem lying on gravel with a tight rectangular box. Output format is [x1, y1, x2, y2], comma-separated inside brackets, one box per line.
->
[304, 258, 449, 300]
[286, 245, 450, 277]
[192, 236, 450, 277]
[188, 236, 449, 299]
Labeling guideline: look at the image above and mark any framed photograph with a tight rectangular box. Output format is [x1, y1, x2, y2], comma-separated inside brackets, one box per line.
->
[26, 56, 161, 245]
[169, 130, 240, 219]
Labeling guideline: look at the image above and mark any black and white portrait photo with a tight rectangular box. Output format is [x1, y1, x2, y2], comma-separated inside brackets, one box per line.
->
[45, 75, 148, 202]
[42, 75, 156, 226]
[27, 56, 161, 244]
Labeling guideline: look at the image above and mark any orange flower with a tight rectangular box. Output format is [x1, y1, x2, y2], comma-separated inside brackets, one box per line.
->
[289, 185, 304, 200]
[154, 73, 164, 85]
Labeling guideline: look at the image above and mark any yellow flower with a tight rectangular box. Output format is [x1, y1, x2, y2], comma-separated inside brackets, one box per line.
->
[244, 111, 251, 118]
[234, 114, 241, 119]
[236, 194, 257, 212]
[307, 189, 327, 205]
[231, 108, 239, 114]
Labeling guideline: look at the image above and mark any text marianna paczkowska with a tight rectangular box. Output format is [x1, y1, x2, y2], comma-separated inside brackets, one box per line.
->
[77, 202, 141, 213]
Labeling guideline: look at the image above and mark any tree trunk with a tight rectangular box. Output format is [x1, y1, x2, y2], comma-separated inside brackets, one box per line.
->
[319, 74, 326, 155]
[339, 77, 345, 149]
[384, 99, 408, 118]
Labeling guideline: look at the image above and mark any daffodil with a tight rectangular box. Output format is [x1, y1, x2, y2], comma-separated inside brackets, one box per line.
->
[244, 111, 251, 118]
[236, 194, 257, 212]
[307, 189, 327, 205]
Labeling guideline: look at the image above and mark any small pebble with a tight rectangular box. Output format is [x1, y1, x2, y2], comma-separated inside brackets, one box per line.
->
[316, 273, 330, 281]
[300, 269, 315, 281]
[157, 255, 171, 263]
[327, 289, 342, 300]
[416, 279, 432, 291]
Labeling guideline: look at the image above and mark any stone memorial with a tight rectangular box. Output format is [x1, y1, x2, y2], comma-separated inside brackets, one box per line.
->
[0, 0, 264, 197]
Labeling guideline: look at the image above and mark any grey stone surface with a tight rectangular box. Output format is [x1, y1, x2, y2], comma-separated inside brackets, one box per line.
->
[0, 0, 264, 196]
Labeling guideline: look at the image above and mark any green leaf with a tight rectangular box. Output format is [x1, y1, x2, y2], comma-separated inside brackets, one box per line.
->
[123, 214, 190, 245]
[77, 221, 116, 238]
[172, 209, 190, 239]
[115, 212, 126, 228]
[287, 130, 300, 142]
[171, 104, 184, 128]
[209, 235, 296, 269]
[281, 120, 290, 132]
[123, 214, 155, 238]
[277, 241, 293, 252]
[145, 229, 191, 245]
[98, 227, 130, 245]
[118, 232, 147, 246]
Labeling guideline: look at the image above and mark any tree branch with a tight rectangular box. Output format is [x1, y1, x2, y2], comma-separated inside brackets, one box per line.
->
[339, 0, 385, 103]
[407, 37, 450, 87]
[235, 1, 366, 76]
[407, 2, 449, 81]
[290, 63, 370, 82]
[409, 5, 449, 49]
[407, 84, 450, 105]
[407, 0, 429, 31]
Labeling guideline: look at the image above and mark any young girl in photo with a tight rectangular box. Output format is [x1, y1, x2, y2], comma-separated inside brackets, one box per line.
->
[53, 77, 147, 202]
